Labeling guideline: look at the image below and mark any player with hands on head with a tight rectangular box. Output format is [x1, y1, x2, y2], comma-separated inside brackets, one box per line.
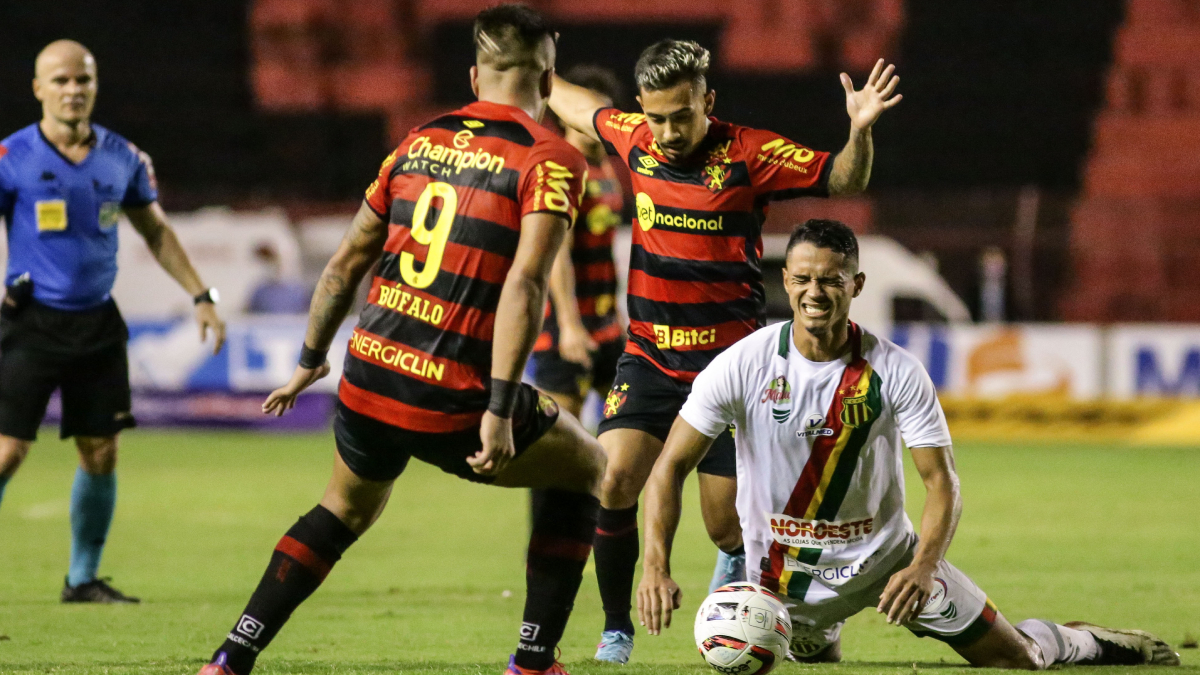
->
[201, 6, 606, 675]
[636, 219, 1181, 668]
[548, 39, 900, 664]
[0, 39, 225, 604]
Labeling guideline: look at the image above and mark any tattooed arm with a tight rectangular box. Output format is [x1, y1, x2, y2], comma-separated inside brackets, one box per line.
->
[263, 202, 389, 415]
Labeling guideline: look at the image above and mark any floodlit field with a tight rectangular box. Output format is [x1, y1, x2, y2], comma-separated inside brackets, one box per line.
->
[0, 430, 1196, 675]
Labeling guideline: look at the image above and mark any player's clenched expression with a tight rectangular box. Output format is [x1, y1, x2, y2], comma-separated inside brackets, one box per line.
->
[637, 80, 715, 164]
[783, 243, 865, 336]
[34, 51, 98, 125]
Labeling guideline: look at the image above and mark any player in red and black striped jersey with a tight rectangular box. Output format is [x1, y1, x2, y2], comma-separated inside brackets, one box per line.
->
[549, 39, 901, 662]
[198, 7, 604, 675]
[531, 65, 627, 418]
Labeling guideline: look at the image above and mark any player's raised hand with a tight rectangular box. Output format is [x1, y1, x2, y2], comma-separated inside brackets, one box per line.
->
[471, 411, 516, 475]
[876, 560, 935, 625]
[263, 362, 331, 416]
[841, 58, 902, 131]
[637, 567, 682, 635]
[195, 302, 226, 355]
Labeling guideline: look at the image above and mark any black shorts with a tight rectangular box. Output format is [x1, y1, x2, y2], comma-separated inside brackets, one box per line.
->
[529, 336, 624, 398]
[334, 383, 560, 483]
[597, 353, 736, 477]
[0, 300, 135, 441]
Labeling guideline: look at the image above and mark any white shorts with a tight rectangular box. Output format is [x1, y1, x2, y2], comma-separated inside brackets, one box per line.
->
[785, 544, 998, 658]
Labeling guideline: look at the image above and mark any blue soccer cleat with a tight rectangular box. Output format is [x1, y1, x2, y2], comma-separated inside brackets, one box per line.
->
[594, 630, 634, 664]
[708, 549, 747, 594]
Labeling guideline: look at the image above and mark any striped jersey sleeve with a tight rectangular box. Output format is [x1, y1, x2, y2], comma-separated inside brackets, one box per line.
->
[739, 127, 833, 200]
[519, 142, 588, 224]
[593, 107, 646, 158]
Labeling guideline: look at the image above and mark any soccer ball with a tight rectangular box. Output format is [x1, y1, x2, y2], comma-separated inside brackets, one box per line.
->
[694, 582, 792, 675]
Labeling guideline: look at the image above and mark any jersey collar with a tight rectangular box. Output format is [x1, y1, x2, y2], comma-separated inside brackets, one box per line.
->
[778, 320, 863, 362]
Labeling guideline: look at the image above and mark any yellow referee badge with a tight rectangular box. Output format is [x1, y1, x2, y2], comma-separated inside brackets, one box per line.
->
[36, 200, 68, 231]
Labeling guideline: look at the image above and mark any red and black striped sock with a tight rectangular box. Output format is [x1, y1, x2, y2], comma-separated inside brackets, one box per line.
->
[515, 489, 599, 671]
[593, 504, 638, 635]
[213, 505, 357, 675]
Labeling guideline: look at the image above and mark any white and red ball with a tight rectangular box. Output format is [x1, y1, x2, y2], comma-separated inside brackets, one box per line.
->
[694, 582, 792, 675]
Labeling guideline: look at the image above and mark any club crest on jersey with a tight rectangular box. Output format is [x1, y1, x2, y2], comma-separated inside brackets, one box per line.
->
[840, 392, 875, 428]
[604, 383, 629, 418]
[761, 376, 791, 423]
[703, 163, 730, 193]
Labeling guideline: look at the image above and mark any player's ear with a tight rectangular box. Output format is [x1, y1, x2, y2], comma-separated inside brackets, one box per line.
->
[852, 272, 866, 298]
[469, 65, 480, 98]
[635, 93, 644, 111]
[703, 88, 716, 115]
[32, 77, 41, 101]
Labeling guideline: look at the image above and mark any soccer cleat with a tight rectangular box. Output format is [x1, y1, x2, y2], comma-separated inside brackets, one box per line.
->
[504, 654, 571, 675]
[196, 663, 238, 675]
[1064, 621, 1181, 666]
[594, 629, 634, 664]
[61, 576, 140, 604]
[708, 549, 747, 594]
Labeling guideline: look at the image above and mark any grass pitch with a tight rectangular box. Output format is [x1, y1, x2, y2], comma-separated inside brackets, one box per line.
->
[0, 430, 1196, 675]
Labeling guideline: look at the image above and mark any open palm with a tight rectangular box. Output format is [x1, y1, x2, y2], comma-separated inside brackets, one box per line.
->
[842, 59, 902, 130]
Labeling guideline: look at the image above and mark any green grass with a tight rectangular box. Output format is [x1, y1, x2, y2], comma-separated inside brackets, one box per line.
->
[0, 431, 1197, 675]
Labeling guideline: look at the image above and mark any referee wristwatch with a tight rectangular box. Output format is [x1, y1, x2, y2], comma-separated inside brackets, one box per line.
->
[193, 288, 220, 305]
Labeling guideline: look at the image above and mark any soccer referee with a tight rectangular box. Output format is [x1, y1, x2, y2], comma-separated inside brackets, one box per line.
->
[0, 40, 225, 603]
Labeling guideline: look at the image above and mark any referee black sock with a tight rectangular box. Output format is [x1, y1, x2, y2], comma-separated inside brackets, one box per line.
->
[213, 505, 357, 675]
[593, 504, 639, 635]
[515, 489, 599, 671]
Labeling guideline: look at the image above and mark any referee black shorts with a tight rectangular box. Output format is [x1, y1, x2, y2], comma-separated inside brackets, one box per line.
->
[333, 383, 561, 483]
[0, 299, 135, 441]
[596, 353, 736, 477]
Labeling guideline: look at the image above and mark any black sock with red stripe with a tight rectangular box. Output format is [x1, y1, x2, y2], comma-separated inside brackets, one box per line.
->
[515, 489, 599, 671]
[212, 505, 357, 675]
[593, 503, 638, 635]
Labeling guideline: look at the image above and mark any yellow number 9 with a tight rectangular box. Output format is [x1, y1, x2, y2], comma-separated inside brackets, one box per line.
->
[400, 182, 458, 289]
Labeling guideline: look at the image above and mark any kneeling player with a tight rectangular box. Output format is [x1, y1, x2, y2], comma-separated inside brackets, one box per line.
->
[197, 7, 604, 675]
[636, 220, 1180, 668]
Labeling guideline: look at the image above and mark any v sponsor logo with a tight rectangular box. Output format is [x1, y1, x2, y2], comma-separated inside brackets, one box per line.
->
[797, 413, 834, 437]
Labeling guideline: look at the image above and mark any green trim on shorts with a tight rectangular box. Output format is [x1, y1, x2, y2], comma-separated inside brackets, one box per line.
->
[908, 598, 998, 648]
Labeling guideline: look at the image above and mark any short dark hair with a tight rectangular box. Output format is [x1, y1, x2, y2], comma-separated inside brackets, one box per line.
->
[634, 39, 710, 92]
[473, 3, 555, 71]
[562, 64, 623, 107]
[785, 219, 859, 265]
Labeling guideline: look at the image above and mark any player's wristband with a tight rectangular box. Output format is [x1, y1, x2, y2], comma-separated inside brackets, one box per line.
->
[488, 378, 521, 418]
[298, 344, 328, 369]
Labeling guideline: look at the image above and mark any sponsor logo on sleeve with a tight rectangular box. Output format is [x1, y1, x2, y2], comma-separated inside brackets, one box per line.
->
[534, 160, 578, 216]
[605, 112, 646, 132]
[462, 119, 485, 128]
[758, 138, 816, 173]
[766, 513, 873, 548]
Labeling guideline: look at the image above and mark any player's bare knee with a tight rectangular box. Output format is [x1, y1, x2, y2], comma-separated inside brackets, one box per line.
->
[600, 462, 646, 508]
[76, 435, 118, 475]
[0, 436, 30, 476]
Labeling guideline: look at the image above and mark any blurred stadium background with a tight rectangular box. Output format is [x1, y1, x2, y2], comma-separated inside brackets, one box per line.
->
[2, 1, 1200, 673]
[7, 0, 1199, 444]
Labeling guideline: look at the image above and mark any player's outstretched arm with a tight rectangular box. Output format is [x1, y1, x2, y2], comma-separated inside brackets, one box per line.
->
[470, 211, 570, 476]
[263, 202, 387, 416]
[548, 228, 597, 368]
[126, 202, 226, 354]
[827, 58, 902, 195]
[548, 74, 605, 142]
[877, 445, 961, 625]
[639, 415, 717, 635]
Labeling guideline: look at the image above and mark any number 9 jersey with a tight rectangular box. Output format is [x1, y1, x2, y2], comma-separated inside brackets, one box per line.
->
[344, 101, 588, 433]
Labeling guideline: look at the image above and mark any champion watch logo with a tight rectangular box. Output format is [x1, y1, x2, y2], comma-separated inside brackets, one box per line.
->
[761, 376, 791, 423]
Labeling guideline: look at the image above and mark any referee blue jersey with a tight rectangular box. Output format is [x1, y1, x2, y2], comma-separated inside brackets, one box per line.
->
[0, 124, 158, 310]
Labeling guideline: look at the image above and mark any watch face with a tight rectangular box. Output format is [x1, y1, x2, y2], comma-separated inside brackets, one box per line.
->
[209, 288, 220, 304]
